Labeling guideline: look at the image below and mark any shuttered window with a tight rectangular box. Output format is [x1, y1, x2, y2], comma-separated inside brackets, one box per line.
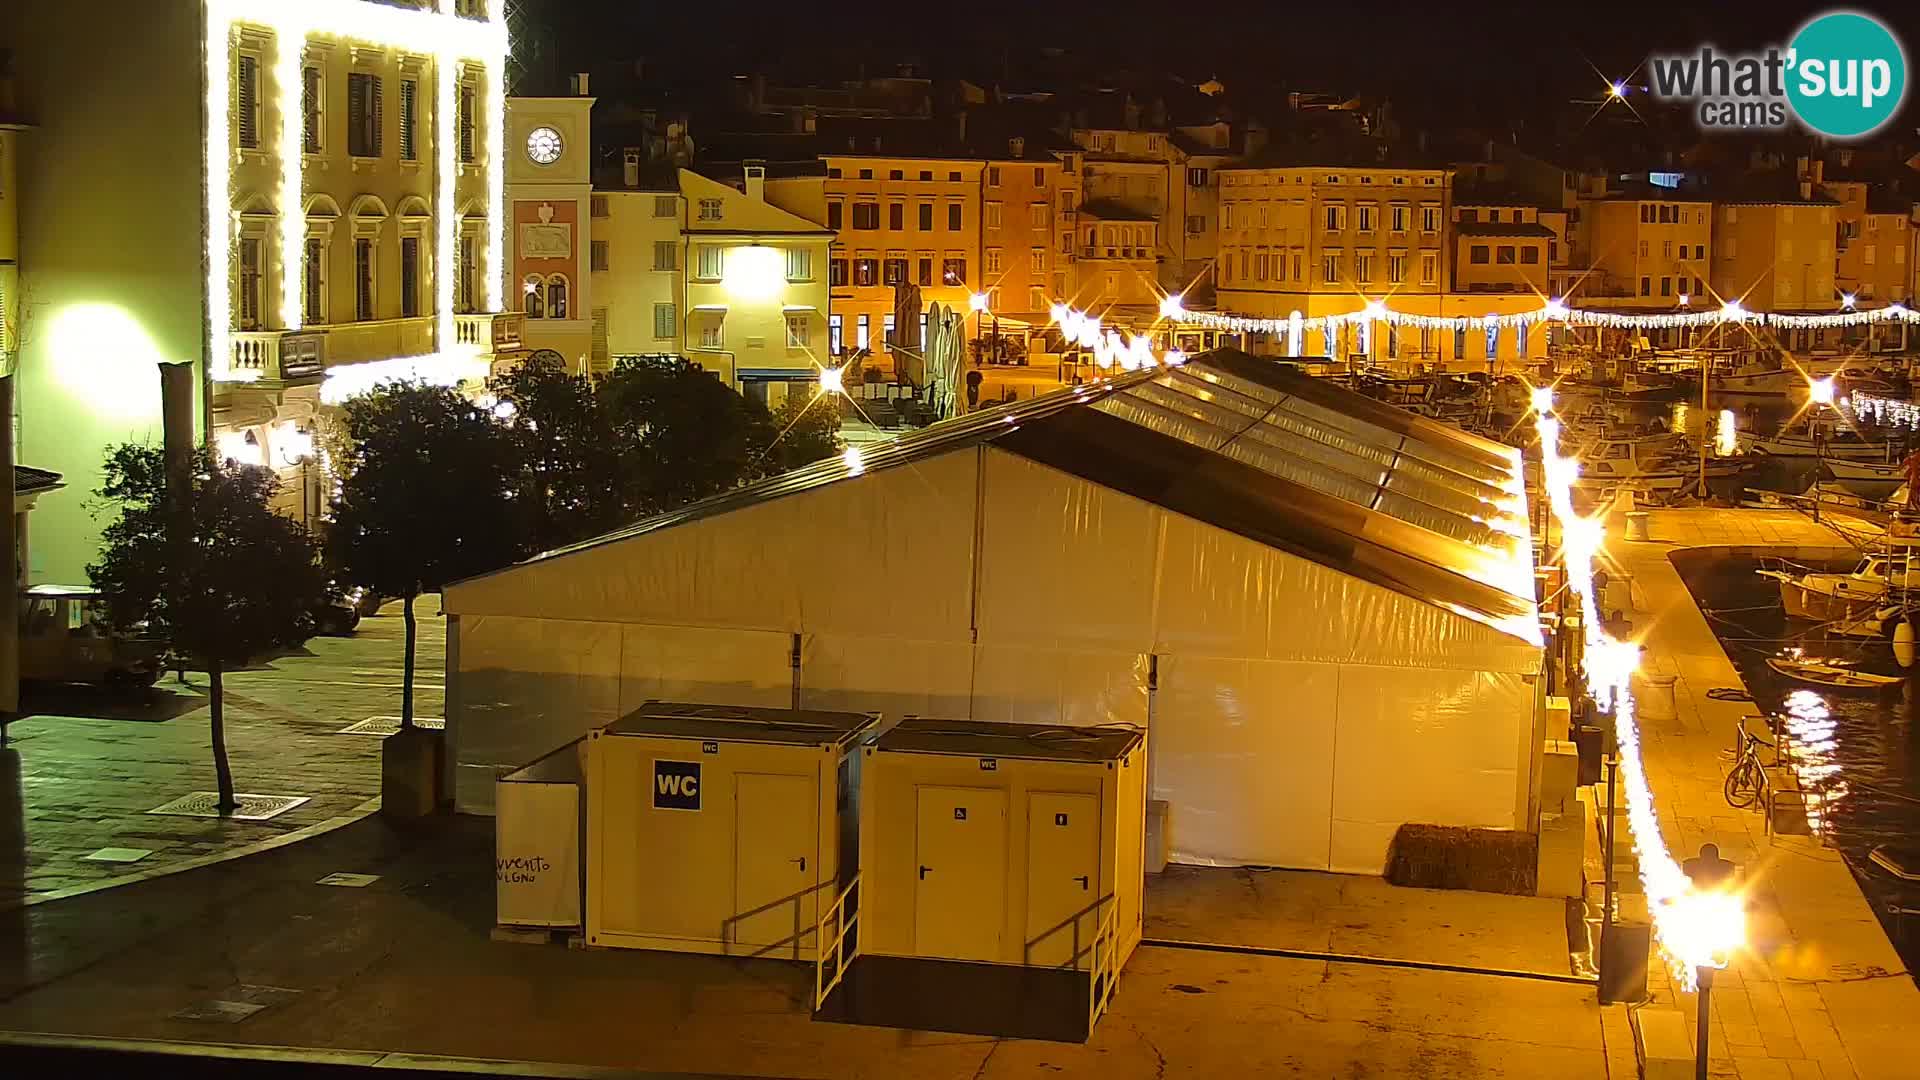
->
[400, 237, 421, 318]
[236, 55, 261, 149]
[301, 66, 321, 153]
[304, 240, 326, 324]
[347, 73, 383, 158]
[399, 80, 418, 161]
[355, 239, 375, 321]
[458, 82, 476, 163]
[591, 308, 610, 368]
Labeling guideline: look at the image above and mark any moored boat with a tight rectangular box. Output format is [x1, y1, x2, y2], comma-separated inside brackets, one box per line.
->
[1765, 656, 1903, 689]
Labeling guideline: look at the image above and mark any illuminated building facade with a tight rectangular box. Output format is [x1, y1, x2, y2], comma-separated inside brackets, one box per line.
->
[1, 0, 517, 580]
[1214, 159, 1548, 369]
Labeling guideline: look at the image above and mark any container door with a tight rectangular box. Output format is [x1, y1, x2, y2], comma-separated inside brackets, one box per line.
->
[732, 772, 818, 956]
[913, 785, 1007, 962]
[1024, 792, 1101, 969]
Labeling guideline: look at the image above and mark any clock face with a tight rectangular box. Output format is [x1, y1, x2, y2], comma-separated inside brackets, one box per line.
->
[526, 126, 563, 165]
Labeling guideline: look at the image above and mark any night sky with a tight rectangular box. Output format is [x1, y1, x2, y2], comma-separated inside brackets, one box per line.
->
[520, 0, 1920, 136]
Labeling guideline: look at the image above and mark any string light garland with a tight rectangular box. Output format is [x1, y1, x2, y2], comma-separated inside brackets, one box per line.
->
[1166, 294, 1918, 344]
[206, 0, 509, 383]
[1534, 393, 1745, 989]
[1052, 304, 1187, 371]
[1851, 392, 1920, 430]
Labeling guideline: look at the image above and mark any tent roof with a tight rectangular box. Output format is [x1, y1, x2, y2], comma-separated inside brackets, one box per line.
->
[476, 350, 1537, 640]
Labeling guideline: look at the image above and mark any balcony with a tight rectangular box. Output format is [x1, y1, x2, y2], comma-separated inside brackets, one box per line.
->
[319, 316, 438, 367]
[230, 330, 328, 381]
[456, 311, 524, 353]
[1080, 247, 1154, 261]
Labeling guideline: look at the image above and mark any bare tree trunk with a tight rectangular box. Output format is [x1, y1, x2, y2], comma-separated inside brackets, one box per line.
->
[401, 592, 417, 731]
[210, 661, 236, 811]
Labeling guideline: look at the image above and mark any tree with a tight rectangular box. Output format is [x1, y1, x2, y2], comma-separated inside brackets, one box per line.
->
[488, 355, 624, 552]
[89, 444, 327, 811]
[757, 391, 843, 475]
[598, 356, 768, 513]
[327, 382, 522, 730]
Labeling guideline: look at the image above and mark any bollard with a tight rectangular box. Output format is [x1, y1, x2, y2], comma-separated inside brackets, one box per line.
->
[1625, 511, 1652, 541]
[1633, 673, 1678, 723]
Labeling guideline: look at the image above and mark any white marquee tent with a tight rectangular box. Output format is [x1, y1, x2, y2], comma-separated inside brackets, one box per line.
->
[442, 351, 1544, 873]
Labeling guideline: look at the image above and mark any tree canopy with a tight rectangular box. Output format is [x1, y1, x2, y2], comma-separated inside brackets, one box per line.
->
[326, 380, 525, 599]
[89, 444, 327, 667]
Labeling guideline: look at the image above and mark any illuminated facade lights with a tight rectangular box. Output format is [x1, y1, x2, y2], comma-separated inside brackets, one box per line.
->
[205, 0, 510, 385]
[1534, 405, 1746, 988]
[1167, 293, 1920, 339]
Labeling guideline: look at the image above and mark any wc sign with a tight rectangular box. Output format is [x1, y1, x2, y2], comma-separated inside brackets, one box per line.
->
[653, 760, 702, 811]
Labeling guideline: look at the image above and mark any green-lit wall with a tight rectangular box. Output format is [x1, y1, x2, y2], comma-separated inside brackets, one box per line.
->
[2, 0, 207, 584]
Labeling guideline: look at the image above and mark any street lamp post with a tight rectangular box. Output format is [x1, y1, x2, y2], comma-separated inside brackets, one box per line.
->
[969, 292, 990, 368]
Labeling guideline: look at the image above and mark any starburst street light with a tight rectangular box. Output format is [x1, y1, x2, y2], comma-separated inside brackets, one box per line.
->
[818, 366, 846, 396]
[1608, 81, 1627, 99]
[1809, 376, 1836, 405]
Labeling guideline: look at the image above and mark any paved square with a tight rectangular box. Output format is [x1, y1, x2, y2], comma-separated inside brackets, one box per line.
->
[1, 603, 445, 905]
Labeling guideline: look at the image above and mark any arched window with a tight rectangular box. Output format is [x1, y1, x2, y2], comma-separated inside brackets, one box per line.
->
[523, 275, 545, 319]
[547, 274, 570, 320]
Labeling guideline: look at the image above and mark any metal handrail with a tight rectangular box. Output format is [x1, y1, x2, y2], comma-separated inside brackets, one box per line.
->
[813, 873, 861, 1011]
[1087, 901, 1120, 1034]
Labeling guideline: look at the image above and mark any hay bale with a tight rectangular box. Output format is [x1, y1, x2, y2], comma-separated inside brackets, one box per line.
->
[1385, 824, 1538, 895]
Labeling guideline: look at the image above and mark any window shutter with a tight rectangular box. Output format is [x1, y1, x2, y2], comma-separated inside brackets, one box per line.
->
[302, 67, 320, 154]
[399, 80, 416, 161]
[459, 85, 475, 163]
[371, 77, 384, 157]
[591, 308, 610, 368]
[237, 56, 259, 149]
[347, 74, 367, 156]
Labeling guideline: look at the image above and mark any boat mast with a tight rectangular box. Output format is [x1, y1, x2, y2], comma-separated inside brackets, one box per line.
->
[1696, 351, 1710, 499]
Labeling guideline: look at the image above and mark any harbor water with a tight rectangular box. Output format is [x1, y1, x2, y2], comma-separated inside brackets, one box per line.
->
[1673, 549, 1920, 980]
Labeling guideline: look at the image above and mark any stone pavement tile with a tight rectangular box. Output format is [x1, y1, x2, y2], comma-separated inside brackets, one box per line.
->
[1725, 1021, 1767, 1051]
[1786, 1061, 1830, 1079]
[5, 610, 439, 903]
[1763, 1028, 1810, 1059]
[1737, 1060, 1799, 1080]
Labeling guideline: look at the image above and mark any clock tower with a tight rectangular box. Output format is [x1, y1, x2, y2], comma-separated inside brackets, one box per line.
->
[506, 84, 597, 371]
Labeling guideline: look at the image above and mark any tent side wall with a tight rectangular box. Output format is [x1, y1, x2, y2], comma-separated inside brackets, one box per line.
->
[444, 451, 983, 813]
[445, 445, 1542, 873]
[974, 450, 1540, 873]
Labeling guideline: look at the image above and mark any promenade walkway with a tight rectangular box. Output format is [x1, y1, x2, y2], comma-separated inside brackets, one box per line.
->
[1608, 507, 1919, 1080]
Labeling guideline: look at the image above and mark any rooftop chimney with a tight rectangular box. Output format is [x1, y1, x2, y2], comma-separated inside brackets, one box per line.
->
[1009, 136, 1025, 158]
[623, 148, 641, 189]
[744, 162, 766, 203]
[571, 72, 591, 97]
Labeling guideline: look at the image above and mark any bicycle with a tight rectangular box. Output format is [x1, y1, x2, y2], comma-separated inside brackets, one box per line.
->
[1723, 725, 1775, 809]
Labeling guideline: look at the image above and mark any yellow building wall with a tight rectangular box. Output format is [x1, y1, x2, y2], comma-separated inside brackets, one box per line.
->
[1452, 235, 1550, 293]
[1713, 202, 1836, 311]
[5, 0, 207, 584]
[814, 155, 983, 374]
[1217, 166, 1452, 308]
[681, 169, 832, 396]
[594, 190, 682, 360]
[1834, 201, 1910, 304]
[1581, 198, 1711, 306]
[981, 158, 1065, 322]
